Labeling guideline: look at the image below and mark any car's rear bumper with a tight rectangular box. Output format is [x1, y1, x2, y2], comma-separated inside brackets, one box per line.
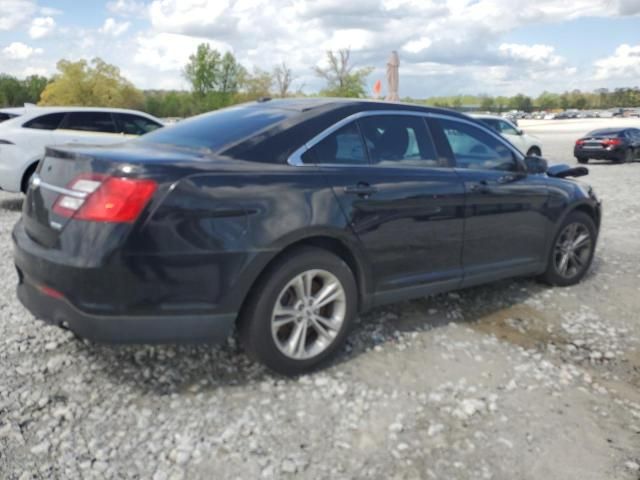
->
[574, 147, 625, 161]
[16, 276, 236, 343]
[13, 220, 238, 344]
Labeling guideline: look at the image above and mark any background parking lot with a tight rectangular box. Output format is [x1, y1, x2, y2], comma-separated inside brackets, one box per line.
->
[1, 118, 639, 480]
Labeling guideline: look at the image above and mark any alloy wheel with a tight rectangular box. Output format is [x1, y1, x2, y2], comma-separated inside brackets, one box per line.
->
[271, 269, 346, 360]
[553, 222, 593, 279]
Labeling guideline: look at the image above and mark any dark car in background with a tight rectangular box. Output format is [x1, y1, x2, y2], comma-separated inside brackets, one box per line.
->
[575, 127, 640, 164]
[13, 99, 601, 374]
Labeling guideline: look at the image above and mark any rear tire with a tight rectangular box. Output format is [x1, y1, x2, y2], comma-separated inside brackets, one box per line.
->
[540, 211, 596, 287]
[623, 148, 633, 163]
[576, 157, 588, 164]
[239, 247, 357, 375]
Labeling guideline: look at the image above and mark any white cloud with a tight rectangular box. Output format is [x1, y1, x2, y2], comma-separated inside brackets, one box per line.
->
[499, 43, 565, 67]
[100, 18, 131, 36]
[107, 0, 147, 17]
[594, 44, 640, 80]
[40, 6, 63, 16]
[149, 0, 233, 36]
[402, 37, 432, 54]
[29, 17, 56, 39]
[2, 42, 43, 60]
[23, 66, 49, 77]
[134, 31, 231, 73]
[0, 0, 36, 30]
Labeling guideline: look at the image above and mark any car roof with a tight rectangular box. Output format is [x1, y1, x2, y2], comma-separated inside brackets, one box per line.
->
[587, 128, 627, 136]
[470, 114, 507, 121]
[254, 97, 471, 120]
[14, 106, 159, 116]
[0, 107, 27, 115]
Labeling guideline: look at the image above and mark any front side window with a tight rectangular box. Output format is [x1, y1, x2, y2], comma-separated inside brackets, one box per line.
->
[64, 112, 116, 133]
[358, 115, 442, 167]
[303, 122, 367, 165]
[23, 113, 65, 130]
[439, 118, 517, 171]
[498, 120, 519, 135]
[115, 114, 162, 135]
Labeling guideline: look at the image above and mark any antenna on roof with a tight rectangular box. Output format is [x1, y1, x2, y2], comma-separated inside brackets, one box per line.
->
[257, 97, 272, 103]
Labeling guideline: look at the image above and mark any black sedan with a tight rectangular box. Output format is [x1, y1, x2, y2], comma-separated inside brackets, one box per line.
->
[14, 99, 601, 374]
[575, 127, 640, 164]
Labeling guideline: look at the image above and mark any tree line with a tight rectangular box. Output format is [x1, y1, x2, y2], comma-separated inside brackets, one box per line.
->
[421, 88, 640, 112]
[1, 43, 639, 117]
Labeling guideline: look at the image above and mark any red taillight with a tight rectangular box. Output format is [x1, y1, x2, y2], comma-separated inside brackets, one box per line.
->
[602, 138, 621, 146]
[576, 139, 585, 145]
[38, 284, 65, 300]
[52, 175, 157, 223]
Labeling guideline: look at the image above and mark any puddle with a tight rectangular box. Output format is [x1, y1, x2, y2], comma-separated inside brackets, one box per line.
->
[470, 304, 565, 350]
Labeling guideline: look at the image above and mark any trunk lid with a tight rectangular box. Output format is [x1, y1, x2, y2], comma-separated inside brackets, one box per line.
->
[22, 142, 227, 247]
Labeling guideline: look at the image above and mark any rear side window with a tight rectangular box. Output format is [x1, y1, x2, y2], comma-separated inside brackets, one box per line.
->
[358, 115, 442, 167]
[438, 118, 517, 171]
[0, 112, 18, 122]
[115, 114, 162, 135]
[63, 112, 116, 133]
[23, 113, 65, 130]
[303, 122, 367, 165]
[139, 105, 292, 152]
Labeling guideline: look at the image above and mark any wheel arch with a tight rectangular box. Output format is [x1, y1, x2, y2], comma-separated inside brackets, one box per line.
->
[20, 159, 40, 193]
[236, 231, 372, 324]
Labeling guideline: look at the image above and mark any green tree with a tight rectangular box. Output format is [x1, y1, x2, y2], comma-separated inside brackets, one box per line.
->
[314, 49, 373, 98]
[509, 93, 533, 112]
[184, 44, 221, 96]
[39, 58, 143, 108]
[480, 96, 495, 112]
[219, 52, 246, 94]
[241, 68, 273, 100]
[22, 75, 49, 103]
[0, 74, 26, 106]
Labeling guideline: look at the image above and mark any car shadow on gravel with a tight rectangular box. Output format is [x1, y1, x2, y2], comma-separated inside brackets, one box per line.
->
[77, 275, 566, 394]
[0, 197, 23, 212]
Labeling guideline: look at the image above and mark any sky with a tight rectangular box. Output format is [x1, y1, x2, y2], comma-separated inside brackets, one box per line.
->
[0, 0, 639, 98]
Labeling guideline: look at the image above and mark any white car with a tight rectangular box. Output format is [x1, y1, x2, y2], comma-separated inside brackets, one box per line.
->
[471, 114, 543, 157]
[0, 106, 163, 193]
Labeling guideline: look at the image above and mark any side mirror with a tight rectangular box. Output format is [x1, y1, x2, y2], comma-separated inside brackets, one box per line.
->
[516, 128, 524, 135]
[524, 155, 548, 174]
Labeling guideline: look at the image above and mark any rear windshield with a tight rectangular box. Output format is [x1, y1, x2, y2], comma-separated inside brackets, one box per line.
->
[587, 129, 624, 137]
[137, 104, 294, 152]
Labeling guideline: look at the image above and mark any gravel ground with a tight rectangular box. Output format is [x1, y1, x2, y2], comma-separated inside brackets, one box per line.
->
[1, 119, 640, 479]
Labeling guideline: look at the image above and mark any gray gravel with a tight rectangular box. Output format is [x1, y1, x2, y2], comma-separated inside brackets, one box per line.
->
[1, 119, 640, 479]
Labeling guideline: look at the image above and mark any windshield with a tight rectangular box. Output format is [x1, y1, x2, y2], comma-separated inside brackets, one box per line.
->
[137, 104, 294, 152]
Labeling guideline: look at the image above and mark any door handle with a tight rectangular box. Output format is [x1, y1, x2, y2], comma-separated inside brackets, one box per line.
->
[344, 183, 378, 197]
[469, 180, 490, 194]
[497, 174, 517, 184]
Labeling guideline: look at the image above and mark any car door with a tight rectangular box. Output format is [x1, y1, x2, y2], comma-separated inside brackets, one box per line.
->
[57, 111, 121, 145]
[302, 114, 466, 301]
[428, 116, 549, 287]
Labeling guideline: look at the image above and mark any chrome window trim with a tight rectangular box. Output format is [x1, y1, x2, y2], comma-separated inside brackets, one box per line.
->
[286, 109, 524, 167]
[31, 174, 88, 199]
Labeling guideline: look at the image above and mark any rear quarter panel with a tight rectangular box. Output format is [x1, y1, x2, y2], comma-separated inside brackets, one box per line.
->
[134, 163, 358, 313]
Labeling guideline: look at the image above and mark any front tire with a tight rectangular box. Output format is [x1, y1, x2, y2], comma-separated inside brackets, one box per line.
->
[540, 211, 596, 286]
[239, 247, 357, 375]
[526, 147, 542, 157]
